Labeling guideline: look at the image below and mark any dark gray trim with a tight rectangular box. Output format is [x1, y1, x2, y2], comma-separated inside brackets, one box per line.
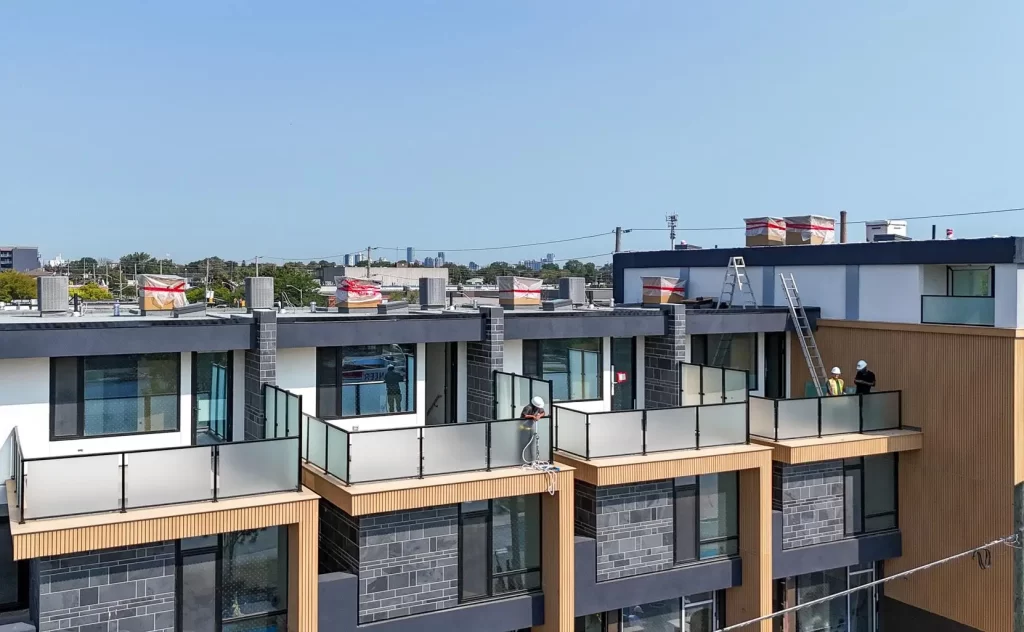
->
[613, 237, 1024, 303]
[317, 572, 543, 632]
[845, 265, 860, 320]
[0, 322, 251, 359]
[504, 312, 664, 340]
[881, 596, 981, 632]
[762, 266, 775, 305]
[278, 315, 483, 348]
[685, 308, 819, 335]
[573, 536, 741, 617]
[772, 511, 901, 579]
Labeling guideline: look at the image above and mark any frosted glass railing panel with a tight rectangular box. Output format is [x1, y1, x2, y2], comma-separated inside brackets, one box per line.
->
[645, 407, 697, 452]
[748, 397, 778, 438]
[921, 295, 995, 326]
[422, 423, 487, 476]
[724, 369, 748, 403]
[681, 364, 703, 406]
[702, 366, 723, 404]
[274, 389, 288, 438]
[495, 373, 513, 419]
[23, 455, 122, 519]
[349, 429, 419, 483]
[124, 448, 212, 509]
[514, 376, 534, 414]
[698, 403, 747, 447]
[535, 418, 552, 462]
[264, 389, 276, 438]
[218, 438, 299, 498]
[820, 396, 860, 435]
[861, 392, 900, 431]
[775, 398, 821, 439]
[286, 394, 300, 438]
[587, 411, 644, 458]
[325, 425, 349, 481]
[554, 408, 588, 458]
[305, 416, 327, 470]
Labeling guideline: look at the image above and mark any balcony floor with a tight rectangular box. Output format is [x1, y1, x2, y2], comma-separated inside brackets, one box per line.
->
[554, 443, 772, 486]
[751, 428, 923, 464]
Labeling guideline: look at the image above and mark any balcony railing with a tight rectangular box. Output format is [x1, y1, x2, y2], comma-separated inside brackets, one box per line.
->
[553, 402, 748, 460]
[680, 362, 749, 406]
[264, 383, 302, 438]
[921, 295, 994, 327]
[302, 414, 553, 485]
[749, 391, 902, 441]
[494, 371, 553, 420]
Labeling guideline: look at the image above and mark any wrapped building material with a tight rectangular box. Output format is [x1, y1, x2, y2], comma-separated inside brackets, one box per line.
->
[138, 275, 187, 312]
[784, 215, 835, 245]
[641, 276, 686, 305]
[335, 277, 381, 310]
[498, 276, 542, 307]
[744, 217, 787, 247]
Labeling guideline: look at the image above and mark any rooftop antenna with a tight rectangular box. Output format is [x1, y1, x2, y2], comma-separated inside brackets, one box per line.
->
[665, 214, 678, 249]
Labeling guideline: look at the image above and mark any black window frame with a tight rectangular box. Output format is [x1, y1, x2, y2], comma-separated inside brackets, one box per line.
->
[674, 472, 740, 565]
[175, 528, 289, 632]
[191, 351, 233, 445]
[522, 338, 604, 402]
[690, 334, 759, 391]
[457, 496, 543, 604]
[844, 454, 899, 536]
[49, 353, 182, 441]
[946, 265, 995, 297]
[315, 344, 417, 419]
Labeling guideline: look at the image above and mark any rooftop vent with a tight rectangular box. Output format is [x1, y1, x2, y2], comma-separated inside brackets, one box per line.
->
[245, 277, 274, 311]
[37, 276, 68, 315]
[419, 277, 445, 309]
[865, 220, 908, 243]
[558, 277, 585, 306]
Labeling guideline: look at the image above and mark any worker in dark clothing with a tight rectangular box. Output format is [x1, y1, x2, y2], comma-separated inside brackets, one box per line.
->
[854, 360, 876, 394]
[384, 365, 404, 412]
[518, 396, 546, 462]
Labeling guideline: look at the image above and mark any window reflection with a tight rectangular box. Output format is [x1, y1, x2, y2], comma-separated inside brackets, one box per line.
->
[523, 338, 602, 402]
[317, 344, 416, 418]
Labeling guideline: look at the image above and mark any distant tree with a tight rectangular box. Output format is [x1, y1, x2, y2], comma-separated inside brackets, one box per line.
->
[70, 283, 113, 301]
[272, 266, 320, 306]
[185, 287, 206, 304]
[0, 271, 37, 301]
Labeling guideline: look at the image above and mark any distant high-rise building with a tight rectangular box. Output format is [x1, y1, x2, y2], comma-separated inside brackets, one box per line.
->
[0, 246, 40, 272]
[545, 253, 555, 264]
[436, 252, 445, 267]
[354, 253, 366, 264]
[343, 254, 355, 266]
[406, 247, 415, 264]
[423, 256, 435, 268]
[468, 261, 480, 271]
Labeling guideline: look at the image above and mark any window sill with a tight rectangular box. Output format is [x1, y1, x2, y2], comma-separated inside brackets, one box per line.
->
[673, 553, 740, 569]
[50, 427, 181, 441]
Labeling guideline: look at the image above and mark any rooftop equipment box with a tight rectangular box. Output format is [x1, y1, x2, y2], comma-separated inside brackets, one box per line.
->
[335, 277, 382, 310]
[497, 276, 542, 307]
[784, 215, 835, 245]
[865, 219, 908, 242]
[744, 217, 787, 247]
[138, 274, 188, 312]
[641, 276, 686, 305]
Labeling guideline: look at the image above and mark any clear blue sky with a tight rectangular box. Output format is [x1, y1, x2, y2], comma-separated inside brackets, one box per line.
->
[2, 2, 1022, 265]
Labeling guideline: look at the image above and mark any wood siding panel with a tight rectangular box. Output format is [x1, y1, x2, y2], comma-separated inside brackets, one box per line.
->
[536, 470, 575, 632]
[553, 444, 773, 486]
[725, 465, 772, 631]
[753, 430, 923, 464]
[792, 320, 1013, 631]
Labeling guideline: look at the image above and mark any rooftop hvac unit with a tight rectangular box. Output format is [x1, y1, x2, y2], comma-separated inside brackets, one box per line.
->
[865, 220, 908, 243]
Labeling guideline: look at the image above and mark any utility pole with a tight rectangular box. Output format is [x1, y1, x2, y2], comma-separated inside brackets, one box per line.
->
[366, 247, 371, 279]
[255, 256, 260, 276]
[666, 214, 678, 249]
[615, 227, 622, 253]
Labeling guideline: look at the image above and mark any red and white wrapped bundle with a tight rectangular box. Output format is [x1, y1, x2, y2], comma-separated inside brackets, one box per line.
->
[784, 215, 835, 245]
[335, 277, 382, 307]
[497, 276, 542, 306]
[138, 275, 188, 311]
[641, 276, 686, 305]
[744, 217, 787, 246]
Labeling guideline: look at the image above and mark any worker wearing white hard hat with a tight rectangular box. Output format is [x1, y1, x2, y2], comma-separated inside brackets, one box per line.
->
[854, 360, 876, 394]
[827, 367, 845, 396]
[518, 396, 546, 463]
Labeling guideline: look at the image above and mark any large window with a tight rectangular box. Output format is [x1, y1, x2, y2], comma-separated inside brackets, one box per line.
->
[795, 564, 877, 632]
[177, 527, 289, 632]
[51, 353, 180, 439]
[194, 352, 231, 444]
[459, 496, 541, 602]
[675, 472, 739, 563]
[617, 593, 722, 632]
[948, 266, 993, 297]
[691, 334, 758, 390]
[316, 344, 416, 418]
[844, 454, 898, 536]
[523, 338, 602, 402]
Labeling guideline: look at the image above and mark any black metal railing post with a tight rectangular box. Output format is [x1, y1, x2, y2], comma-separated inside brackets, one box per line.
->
[346, 433, 353, 485]
[641, 411, 648, 456]
[584, 415, 591, 460]
[773, 400, 780, 442]
[858, 394, 865, 433]
[695, 406, 702, 449]
[323, 421, 330, 474]
[119, 453, 127, 513]
[485, 422, 492, 472]
[212, 445, 220, 502]
[898, 391, 903, 429]
[817, 397, 823, 437]
[19, 459, 26, 524]
[418, 430, 425, 479]
[745, 400, 750, 445]
[295, 394, 304, 490]
[720, 369, 726, 405]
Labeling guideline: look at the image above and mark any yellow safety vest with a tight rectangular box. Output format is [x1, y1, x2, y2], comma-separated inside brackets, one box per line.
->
[827, 377, 845, 396]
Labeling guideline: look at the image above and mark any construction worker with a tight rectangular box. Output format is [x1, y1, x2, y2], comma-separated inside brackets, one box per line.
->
[827, 367, 845, 396]
[518, 396, 546, 462]
[384, 365, 404, 412]
[854, 360, 876, 394]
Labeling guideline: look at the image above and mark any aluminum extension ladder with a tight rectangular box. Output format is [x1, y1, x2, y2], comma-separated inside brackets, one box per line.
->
[780, 273, 829, 396]
[711, 257, 758, 366]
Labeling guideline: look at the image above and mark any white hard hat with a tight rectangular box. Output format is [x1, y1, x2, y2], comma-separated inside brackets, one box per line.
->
[531, 396, 545, 408]
[856, 360, 867, 371]
[831, 367, 841, 375]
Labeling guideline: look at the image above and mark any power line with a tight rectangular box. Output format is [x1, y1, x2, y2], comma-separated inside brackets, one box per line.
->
[715, 532, 1020, 632]
[628, 205, 1024, 233]
[374, 231, 614, 254]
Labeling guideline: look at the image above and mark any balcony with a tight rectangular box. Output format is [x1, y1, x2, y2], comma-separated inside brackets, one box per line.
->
[921, 295, 994, 326]
[680, 362, 749, 405]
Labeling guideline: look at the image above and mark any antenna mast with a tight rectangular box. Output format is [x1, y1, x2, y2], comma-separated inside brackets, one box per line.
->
[665, 214, 678, 249]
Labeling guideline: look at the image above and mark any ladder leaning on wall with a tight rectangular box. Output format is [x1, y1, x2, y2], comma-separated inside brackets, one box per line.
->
[711, 257, 758, 367]
[780, 273, 829, 396]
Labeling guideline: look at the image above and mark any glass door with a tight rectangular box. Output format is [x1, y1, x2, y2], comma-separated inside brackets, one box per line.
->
[764, 332, 787, 399]
[193, 352, 232, 445]
[611, 338, 635, 411]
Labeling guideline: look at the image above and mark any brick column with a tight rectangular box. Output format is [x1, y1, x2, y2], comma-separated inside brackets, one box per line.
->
[466, 305, 504, 421]
[244, 308, 277, 440]
[644, 304, 686, 408]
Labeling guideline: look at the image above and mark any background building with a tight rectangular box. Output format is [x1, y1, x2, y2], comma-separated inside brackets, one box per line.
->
[0, 246, 41, 272]
[406, 247, 415, 264]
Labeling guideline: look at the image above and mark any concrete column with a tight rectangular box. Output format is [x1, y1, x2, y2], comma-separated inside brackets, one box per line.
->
[466, 306, 504, 421]
[644, 304, 686, 408]
[244, 309, 277, 440]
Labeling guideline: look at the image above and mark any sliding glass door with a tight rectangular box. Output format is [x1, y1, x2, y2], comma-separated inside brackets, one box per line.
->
[193, 352, 232, 445]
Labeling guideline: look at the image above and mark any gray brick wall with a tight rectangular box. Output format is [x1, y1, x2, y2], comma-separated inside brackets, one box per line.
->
[777, 460, 845, 549]
[577, 480, 675, 581]
[466, 306, 504, 421]
[319, 500, 360, 575]
[34, 543, 175, 632]
[244, 308, 277, 439]
[644, 305, 685, 408]
[574, 481, 597, 539]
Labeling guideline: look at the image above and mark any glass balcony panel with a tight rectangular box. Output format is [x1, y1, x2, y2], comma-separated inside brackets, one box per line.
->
[701, 366, 723, 404]
[645, 407, 697, 452]
[495, 373, 513, 419]
[23, 454, 122, 519]
[326, 425, 349, 482]
[554, 408, 588, 458]
[348, 429, 419, 483]
[748, 396, 777, 438]
[305, 416, 327, 470]
[274, 389, 288, 438]
[681, 364, 702, 406]
[861, 392, 900, 431]
[697, 403, 746, 447]
[775, 398, 821, 439]
[724, 369, 748, 403]
[124, 447, 212, 509]
[820, 395, 860, 435]
[587, 411, 644, 457]
[422, 423, 487, 476]
[921, 295, 994, 326]
[218, 438, 299, 498]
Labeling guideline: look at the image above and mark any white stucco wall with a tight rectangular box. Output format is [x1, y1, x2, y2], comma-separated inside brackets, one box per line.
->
[772, 265, 847, 318]
[634, 336, 646, 408]
[994, 264, 1017, 328]
[503, 339, 524, 374]
[858, 265, 923, 324]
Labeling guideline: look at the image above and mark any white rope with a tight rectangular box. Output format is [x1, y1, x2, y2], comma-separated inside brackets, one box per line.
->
[520, 429, 558, 495]
[714, 532, 1020, 632]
